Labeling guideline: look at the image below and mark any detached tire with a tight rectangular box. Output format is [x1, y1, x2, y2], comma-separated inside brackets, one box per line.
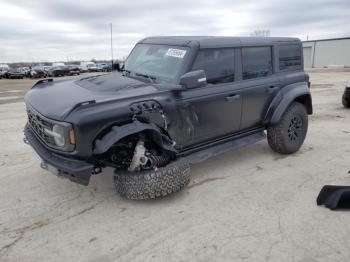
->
[114, 160, 190, 200]
[343, 94, 350, 108]
[267, 102, 308, 154]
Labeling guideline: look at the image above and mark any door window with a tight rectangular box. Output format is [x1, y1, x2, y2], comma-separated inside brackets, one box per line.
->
[192, 48, 235, 84]
[279, 44, 302, 71]
[242, 47, 273, 80]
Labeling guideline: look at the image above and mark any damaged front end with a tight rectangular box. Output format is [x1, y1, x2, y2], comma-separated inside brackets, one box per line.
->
[93, 120, 176, 172]
[24, 124, 97, 185]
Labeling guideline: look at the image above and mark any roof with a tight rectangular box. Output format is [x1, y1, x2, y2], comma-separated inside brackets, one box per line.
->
[139, 36, 300, 48]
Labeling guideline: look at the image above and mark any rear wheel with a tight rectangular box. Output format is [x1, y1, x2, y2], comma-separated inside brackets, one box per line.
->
[267, 102, 308, 154]
[114, 160, 190, 200]
[343, 94, 350, 108]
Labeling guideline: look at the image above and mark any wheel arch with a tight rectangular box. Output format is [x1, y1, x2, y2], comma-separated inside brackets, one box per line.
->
[265, 82, 313, 125]
[92, 120, 177, 155]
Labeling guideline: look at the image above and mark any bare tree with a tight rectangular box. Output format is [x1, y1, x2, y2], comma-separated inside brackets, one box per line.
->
[251, 29, 270, 37]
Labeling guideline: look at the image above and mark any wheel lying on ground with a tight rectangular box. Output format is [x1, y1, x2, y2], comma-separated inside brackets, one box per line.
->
[267, 102, 308, 154]
[114, 160, 191, 200]
[343, 94, 350, 108]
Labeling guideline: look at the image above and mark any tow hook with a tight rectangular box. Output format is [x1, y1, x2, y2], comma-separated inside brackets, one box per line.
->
[23, 137, 29, 145]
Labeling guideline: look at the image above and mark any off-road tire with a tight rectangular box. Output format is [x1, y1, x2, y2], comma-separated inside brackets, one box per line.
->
[114, 160, 191, 200]
[343, 94, 350, 108]
[267, 102, 308, 154]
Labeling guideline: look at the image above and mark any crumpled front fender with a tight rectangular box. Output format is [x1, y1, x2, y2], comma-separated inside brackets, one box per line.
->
[93, 120, 177, 154]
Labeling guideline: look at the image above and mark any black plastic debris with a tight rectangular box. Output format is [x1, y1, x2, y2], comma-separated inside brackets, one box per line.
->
[317, 185, 350, 210]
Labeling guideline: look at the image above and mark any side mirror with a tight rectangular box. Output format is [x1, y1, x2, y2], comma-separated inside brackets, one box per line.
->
[179, 70, 207, 89]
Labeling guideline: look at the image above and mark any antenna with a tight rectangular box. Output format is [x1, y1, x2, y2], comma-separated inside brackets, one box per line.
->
[110, 23, 114, 71]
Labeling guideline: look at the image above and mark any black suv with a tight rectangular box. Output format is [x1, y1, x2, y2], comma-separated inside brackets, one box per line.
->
[24, 36, 312, 200]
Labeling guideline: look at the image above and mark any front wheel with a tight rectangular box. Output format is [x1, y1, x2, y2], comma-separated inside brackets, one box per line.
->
[114, 160, 190, 200]
[267, 102, 308, 154]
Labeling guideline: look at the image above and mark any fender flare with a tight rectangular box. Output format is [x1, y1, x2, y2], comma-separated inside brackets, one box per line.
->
[93, 120, 177, 155]
[264, 82, 312, 125]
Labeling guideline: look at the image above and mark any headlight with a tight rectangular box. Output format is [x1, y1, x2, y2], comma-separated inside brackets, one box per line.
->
[52, 124, 66, 147]
[44, 123, 75, 151]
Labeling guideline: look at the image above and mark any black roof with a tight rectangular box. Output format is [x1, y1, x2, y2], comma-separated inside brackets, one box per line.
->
[139, 36, 300, 48]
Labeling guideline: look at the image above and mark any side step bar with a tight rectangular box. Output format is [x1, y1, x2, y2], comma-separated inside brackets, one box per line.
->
[183, 131, 266, 164]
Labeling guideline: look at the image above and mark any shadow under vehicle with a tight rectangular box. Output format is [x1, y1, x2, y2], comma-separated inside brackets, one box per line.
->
[24, 36, 312, 200]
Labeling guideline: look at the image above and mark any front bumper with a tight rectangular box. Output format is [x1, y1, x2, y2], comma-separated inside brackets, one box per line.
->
[24, 124, 94, 185]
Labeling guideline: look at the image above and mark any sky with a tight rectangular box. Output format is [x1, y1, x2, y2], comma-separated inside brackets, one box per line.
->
[0, 0, 349, 63]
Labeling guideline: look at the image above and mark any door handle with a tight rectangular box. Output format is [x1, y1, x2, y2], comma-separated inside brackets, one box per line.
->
[267, 86, 279, 93]
[226, 94, 240, 101]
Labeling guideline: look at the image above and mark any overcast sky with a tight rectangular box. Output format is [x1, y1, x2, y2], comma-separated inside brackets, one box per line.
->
[0, 0, 349, 62]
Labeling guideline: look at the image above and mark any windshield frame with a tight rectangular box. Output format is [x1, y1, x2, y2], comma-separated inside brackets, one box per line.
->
[124, 43, 193, 84]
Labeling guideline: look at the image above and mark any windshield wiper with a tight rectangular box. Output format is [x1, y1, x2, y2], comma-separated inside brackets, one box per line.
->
[134, 72, 157, 83]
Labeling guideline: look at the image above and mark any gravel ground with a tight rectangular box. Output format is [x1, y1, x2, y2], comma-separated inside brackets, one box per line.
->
[0, 71, 350, 262]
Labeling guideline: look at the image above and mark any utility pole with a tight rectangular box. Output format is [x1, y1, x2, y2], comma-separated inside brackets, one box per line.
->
[110, 23, 114, 71]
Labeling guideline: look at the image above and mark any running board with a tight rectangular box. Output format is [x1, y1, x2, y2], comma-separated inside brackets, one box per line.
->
[183, 131, 266, 164]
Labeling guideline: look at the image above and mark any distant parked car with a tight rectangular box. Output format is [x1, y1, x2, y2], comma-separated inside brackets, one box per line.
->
[5, 68, 24, 79]
[19, 67, 31, 77]
[64, 65, 81, 76]
[87, 63, 98, 72]
[0, 70, 6, 79]
[343, 81, 350, 108]
[0, 64, 9, 78]
[47, 66, 65, 77]
[97, 63, 110, 72]
[30, 66, 47, 78]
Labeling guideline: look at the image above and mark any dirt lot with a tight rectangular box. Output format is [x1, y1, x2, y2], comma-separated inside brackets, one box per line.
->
[0, 71, 349, 262]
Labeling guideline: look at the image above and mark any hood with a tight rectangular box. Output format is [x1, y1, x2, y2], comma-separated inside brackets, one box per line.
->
[25, 72, 159, 121]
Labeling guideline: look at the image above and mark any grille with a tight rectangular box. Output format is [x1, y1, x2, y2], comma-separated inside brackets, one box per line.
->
[27, 108, 55, 146]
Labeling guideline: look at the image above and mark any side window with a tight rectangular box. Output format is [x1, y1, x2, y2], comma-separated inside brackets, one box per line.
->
[192, 48, 235, 84]
[279, 44, 302, 71]
[242, 47, 273, 80]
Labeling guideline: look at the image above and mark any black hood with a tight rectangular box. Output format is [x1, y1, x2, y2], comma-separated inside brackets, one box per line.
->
[25, 72, 159, 121]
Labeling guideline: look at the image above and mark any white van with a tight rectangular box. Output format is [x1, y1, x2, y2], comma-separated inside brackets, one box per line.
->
[0, 64, 9, 71]
[80, 62, 98, 72]
[51, 62, 65, 67]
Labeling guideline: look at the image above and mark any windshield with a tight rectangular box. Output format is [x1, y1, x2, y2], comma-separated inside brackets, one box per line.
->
[124, 44, 189, 82]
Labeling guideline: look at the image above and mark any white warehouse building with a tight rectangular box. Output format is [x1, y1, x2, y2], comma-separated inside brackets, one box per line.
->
[302, 37, 350, 68]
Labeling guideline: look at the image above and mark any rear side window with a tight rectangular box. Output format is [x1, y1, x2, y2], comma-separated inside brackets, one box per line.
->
[192, 48, 235, 84]
[279, 44, 302, 71]
[242, 47, 273, 80]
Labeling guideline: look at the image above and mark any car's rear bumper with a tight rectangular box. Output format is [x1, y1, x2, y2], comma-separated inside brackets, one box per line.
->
[24, 124, 94, 185]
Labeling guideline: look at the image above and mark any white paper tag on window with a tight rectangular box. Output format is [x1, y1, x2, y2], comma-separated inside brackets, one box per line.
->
[165, 48, 187, 58]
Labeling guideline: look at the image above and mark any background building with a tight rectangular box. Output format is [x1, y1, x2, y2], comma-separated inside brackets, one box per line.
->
[302, 37, 350, 68]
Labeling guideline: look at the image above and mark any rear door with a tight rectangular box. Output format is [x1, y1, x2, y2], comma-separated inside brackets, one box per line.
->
[237, 46, 280, 130]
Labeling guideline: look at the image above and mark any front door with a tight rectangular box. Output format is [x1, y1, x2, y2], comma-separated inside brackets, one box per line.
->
[178, 84, 243, 148]
[170, 48, 243, 149]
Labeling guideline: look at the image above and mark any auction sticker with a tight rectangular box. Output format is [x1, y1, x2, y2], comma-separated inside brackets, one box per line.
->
[166, 48, 187, 58]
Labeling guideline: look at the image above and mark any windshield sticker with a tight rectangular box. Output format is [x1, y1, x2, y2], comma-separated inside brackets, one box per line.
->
[165, 48, 187, 58]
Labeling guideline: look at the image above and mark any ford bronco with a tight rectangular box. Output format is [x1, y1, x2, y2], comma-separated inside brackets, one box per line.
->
[24, 36, 312, 200]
